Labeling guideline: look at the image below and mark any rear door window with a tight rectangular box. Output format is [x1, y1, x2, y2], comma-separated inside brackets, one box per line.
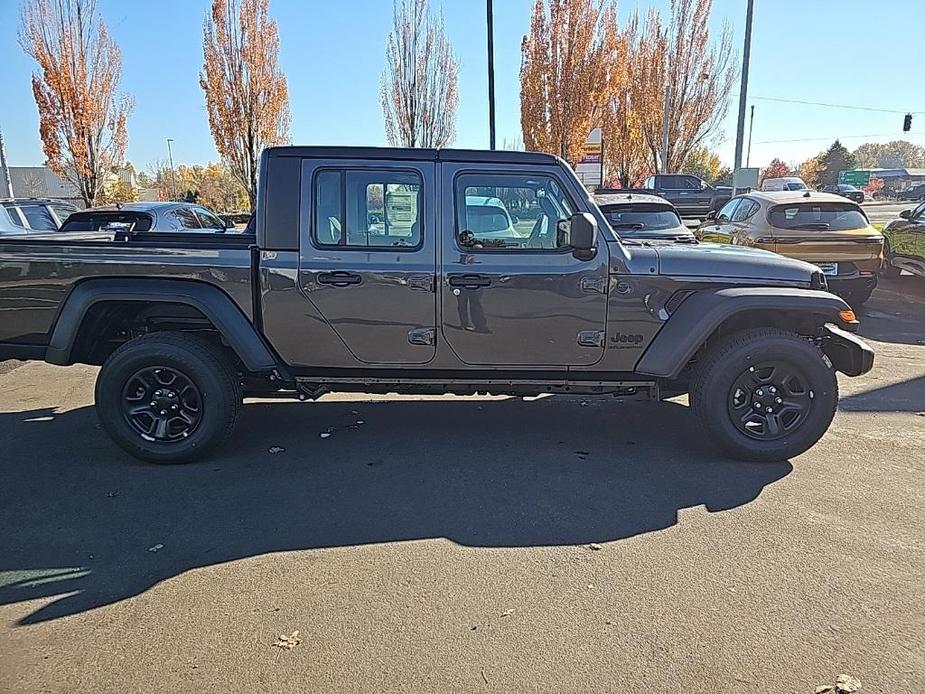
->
[20, 204, 61, 230]
[193, 207, 226, 230]
[313, 169, 423, 249]
[731, 199, 759, 222]
[171, 208, 202, 230]
[768, 203, 868, 231]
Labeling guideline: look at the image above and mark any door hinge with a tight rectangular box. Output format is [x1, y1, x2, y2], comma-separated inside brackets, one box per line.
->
[577, 330, 605, 348]
[580, 276, 606, 294]
[408, 275, 435, 292]
[408, 327, 436, 346]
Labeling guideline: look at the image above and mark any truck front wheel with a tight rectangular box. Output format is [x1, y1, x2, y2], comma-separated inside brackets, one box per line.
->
[689, 329, 838, 462]
[95, 332, 242, 463]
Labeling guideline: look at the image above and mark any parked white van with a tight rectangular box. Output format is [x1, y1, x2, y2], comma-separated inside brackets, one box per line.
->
[761, 176, 808, 192]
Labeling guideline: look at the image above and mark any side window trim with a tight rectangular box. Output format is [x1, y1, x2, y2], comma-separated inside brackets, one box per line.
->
[452, 169, 577, 254]
[310, 167, 424, 252]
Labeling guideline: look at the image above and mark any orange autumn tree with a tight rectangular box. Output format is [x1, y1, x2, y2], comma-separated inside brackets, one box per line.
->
[601, 9, 654, 188]
[520, 0, 620, 166]
[760, 158, 791, 184]
[380, 0, 459, 148]
[19, 0, 131, 207]
[200, 0, 291, 210]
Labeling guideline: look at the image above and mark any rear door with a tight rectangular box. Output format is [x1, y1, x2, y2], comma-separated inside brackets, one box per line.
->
[297, 158, 437, 364]
[439, 163, 608, 366]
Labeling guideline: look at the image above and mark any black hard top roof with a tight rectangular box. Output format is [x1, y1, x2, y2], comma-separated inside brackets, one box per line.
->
[264, 145, 562, 165]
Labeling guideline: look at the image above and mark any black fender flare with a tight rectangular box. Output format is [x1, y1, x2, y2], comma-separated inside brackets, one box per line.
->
[635, 287, 852, 379]
[45, 278, 280, 372]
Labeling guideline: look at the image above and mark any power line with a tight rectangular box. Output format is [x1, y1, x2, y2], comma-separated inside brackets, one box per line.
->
[749, 96, 922, 115]
[754, 132, 925, 145]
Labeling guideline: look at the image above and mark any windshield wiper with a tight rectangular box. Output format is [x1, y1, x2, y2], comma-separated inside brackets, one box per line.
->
[790, 223, 831, 230]
[611, 223, 645, 229]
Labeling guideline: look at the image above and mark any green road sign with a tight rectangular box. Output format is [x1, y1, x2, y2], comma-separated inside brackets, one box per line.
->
[839, 170, 871, 186]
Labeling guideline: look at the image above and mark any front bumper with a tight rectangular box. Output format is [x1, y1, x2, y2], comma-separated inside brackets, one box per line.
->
[821, 324, 875, 376]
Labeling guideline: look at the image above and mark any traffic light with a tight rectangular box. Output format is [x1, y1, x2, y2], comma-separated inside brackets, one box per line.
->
[903, 113, 912, 132]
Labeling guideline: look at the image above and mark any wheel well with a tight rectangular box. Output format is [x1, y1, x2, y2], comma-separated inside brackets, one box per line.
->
[667, 308, 830, 391]
[70, 300, 240, 367]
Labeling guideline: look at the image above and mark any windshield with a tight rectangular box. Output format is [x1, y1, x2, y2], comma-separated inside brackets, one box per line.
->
[465, 206, 511, 234]
[784, 182, 807, 191]
[768, 203, 868, 231]
[60, 212, 153, 232]
[601, 204, 682, 233]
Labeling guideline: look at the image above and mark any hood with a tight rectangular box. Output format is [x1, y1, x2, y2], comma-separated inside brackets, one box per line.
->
[651, 242, 821, 283]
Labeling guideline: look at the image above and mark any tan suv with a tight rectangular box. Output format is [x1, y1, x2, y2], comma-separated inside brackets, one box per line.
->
[696, 191, 883, 306]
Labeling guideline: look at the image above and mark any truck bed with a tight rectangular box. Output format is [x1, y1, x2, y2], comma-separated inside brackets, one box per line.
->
[0, 232, 256, 352]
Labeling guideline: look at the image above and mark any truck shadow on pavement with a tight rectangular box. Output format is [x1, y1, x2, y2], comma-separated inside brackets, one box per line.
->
[0, 397, 791, 625]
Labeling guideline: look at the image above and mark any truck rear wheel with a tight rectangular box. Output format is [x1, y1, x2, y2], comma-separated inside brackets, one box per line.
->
[689, 329, 838, 462]
[95, 332, 242, 463]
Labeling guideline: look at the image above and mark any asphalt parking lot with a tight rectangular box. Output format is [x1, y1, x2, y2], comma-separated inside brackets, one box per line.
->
[1, 277, 923, 694]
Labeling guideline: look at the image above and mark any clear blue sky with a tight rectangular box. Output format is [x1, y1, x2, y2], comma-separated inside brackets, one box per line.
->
[1, 0, 923, 172]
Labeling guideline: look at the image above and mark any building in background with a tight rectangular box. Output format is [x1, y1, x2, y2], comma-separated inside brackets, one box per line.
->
[0, 166, 83, 206]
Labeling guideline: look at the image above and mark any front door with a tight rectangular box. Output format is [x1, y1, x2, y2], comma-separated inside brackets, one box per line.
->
[298, 159, 437, 365]
[439, 164, 609, 366]
[697, 197, 741, 243]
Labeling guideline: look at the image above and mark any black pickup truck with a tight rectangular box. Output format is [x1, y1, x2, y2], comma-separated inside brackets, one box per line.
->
[600, 174, 733, 219]
[0, 147, 873, 464]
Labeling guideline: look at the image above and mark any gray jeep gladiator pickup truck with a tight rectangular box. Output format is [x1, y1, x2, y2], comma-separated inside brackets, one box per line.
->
[0, 146, 873, 464]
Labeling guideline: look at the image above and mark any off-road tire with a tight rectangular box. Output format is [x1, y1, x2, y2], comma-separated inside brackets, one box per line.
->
[95, 332, 242, 463]
[689, 328, 838, 462]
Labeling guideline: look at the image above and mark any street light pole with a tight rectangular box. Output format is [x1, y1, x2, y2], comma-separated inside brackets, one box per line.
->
[486, 0, 496, 149]
[745, 104, 755, 168]
[166, 138, 176, 200]
[731, 0, 755, 193]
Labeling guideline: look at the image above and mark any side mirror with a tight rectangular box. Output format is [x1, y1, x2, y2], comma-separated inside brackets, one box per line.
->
[900, 209, 912, 220]
[705, 210, 717, 221]
[569, 212, 597, 254]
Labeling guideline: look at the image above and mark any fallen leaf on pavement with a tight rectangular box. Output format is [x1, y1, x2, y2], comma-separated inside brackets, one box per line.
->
[835, 674, 862, 693]
[273, 630, 302, 651]
[588, 543, 602, 551]
[319, 431, 332, 439]
[268, 446, 285, 454]
[147, 543, 164, 553]
[500, 609, 514, 618]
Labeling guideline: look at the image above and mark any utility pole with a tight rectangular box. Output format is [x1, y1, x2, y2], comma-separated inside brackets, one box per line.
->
[659, 85, 670, 173]
[166, 138, 176, 200]
[486, 0, 496, 149]
[745, 105, 755, 168]
[0, 128, 13, 198]
[731, 0, 755, 193]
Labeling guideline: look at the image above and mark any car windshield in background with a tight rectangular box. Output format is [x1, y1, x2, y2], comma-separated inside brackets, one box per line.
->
[784, 182, 807, 191]
[768, 203, 868, 231]
[601, 204, 682, 232]
[466, 206, 511, 234]
[60, 212, 153, 232]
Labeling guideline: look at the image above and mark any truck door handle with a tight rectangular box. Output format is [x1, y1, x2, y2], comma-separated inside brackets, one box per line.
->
[317, 271, 362, 287]
[448, 274, 491, 289]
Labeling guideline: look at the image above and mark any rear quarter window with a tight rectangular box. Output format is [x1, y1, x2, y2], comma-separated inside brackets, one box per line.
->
[768, 203, 868, 231]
